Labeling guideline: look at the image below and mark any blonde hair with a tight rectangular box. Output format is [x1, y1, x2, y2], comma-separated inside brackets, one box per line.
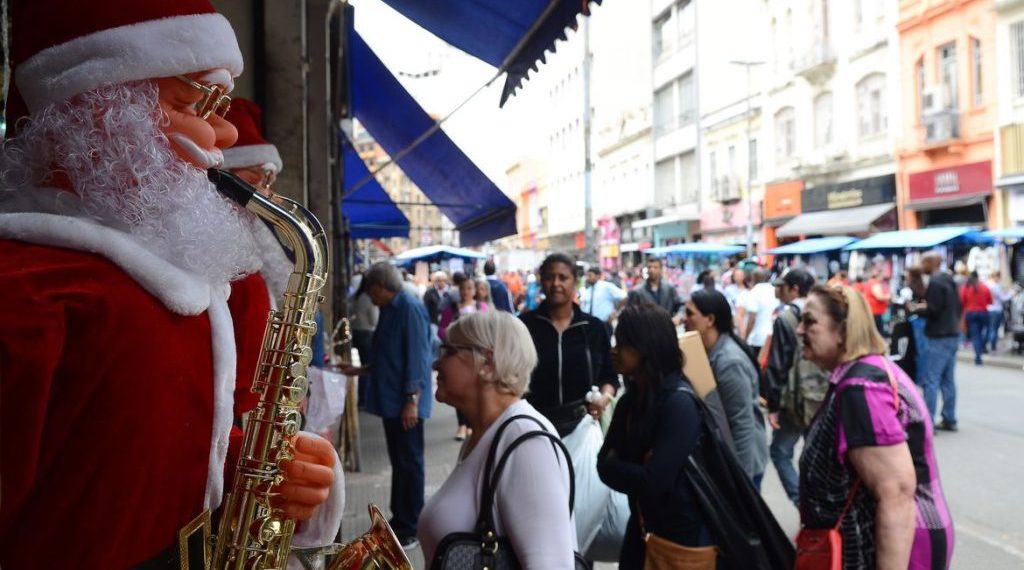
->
[446, 311, 537, 396]
[810, 284, 889, 363]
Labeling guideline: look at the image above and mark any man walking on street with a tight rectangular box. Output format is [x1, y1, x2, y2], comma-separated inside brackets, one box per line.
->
[743, 268, 779, 357]
[484, 260, 514, 312]
[628, 257, 683, 325]
[581, 267, 627, 335]
[915, 251, 963, 432]
[764, 269, 827, 506]
[342, 262, 432, 548]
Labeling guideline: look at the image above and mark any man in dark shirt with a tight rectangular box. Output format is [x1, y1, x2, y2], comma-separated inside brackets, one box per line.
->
[914, 251, 963, 431]
[628, 257, 683, 325]
[484, 260, 514, 312]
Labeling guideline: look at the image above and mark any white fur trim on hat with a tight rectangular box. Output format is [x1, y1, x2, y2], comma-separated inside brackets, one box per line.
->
[16, 13, 244, 114]
[222, 144, 284, 173]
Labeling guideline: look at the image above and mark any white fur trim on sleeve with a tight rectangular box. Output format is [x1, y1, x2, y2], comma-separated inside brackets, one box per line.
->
[222, 144, 284, 173]
[0, 212, 212, 315]
[203, 287, 238, 511]
[15, 13, 244, 114]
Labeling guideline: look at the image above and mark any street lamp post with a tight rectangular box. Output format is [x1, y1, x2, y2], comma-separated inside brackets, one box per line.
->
[729, 59, 764, 259]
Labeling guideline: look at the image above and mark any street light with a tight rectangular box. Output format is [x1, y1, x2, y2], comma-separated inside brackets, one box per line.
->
[729, 59, 764, 259]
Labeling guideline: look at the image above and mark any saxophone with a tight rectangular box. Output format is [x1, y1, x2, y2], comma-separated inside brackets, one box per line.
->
[206, 170, 411, 570]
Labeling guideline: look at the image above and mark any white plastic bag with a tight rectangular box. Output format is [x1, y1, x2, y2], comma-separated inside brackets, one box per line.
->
[585, 489, 630, 562]
[562, 415, 610, 552]
[305, 367, 347, 441]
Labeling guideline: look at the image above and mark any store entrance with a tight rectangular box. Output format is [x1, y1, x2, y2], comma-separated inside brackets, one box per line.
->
[917, 203, 986, 227]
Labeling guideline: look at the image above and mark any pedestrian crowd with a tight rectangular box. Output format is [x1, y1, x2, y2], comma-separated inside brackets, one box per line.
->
[341, 249, 974, 569]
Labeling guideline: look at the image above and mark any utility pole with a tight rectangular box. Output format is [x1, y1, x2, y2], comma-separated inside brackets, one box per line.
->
[729, 59, 764, 259]
[583, 16, 594, 262]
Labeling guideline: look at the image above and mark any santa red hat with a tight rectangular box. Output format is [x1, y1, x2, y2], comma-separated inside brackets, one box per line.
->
[222, 98, 284, 173]
[11, 0, 243, 115]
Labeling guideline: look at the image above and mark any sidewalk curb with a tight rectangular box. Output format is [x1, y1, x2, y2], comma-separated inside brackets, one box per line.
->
[955, 351, 1023, 371]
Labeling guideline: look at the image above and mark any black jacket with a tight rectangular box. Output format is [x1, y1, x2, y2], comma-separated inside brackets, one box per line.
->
[923, 272, 962, 338]
[423, 287, 444, 325]
[519, 302, 617, 412]
[765, 303, 799, 413]
[597, 373, 711, 569]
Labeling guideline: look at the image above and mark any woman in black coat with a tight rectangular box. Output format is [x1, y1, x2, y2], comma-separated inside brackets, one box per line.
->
[597, 303, 716, 569]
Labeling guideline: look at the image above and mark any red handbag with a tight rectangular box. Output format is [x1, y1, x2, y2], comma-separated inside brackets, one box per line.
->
[793, 480, 860, 570]
[795, 358, 899, 570]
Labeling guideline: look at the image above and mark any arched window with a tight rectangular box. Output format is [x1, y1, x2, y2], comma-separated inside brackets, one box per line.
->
[774, 107, 796, 162]
[813, 92, 834, 146]
[856, 73, 887, 138]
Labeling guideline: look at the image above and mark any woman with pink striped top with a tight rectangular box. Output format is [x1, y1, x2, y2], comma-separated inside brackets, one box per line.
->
[796, 284, 954, 570]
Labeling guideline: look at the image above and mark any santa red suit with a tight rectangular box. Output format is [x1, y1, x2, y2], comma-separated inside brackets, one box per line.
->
[0, 2, 342, 568]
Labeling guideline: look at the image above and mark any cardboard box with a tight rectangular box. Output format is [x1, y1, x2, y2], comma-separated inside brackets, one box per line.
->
[679, 331, 716, 399]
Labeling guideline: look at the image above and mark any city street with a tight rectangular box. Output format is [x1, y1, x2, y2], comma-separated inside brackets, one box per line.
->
[341, 361, 1024, 569]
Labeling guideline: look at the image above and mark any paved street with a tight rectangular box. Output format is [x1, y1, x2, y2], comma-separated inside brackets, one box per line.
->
[339, 361, 1023, 569]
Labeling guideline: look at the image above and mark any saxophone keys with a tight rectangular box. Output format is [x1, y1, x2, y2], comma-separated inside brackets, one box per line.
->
[285, 375, 308, 404]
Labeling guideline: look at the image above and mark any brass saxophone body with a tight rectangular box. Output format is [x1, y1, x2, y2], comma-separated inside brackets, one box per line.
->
[208, 169, 330, 569]
[206, 170, 411, 570]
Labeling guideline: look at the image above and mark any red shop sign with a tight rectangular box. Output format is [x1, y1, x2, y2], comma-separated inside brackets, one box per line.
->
[908, 161, 992, 203]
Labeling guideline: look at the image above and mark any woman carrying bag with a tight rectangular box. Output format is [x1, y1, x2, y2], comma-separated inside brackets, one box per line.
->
[596, 303, 716, 569]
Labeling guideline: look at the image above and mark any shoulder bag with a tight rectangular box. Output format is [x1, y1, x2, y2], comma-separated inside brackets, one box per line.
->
[430, 414, 591, 570]
[794, 357, 899, 570]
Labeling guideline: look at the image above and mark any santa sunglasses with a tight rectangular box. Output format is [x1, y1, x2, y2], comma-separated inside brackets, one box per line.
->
[175, 75, 232, 120]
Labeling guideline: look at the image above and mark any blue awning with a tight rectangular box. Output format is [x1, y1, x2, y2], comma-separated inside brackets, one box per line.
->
[341, 140, 410, 239]
[380, 0, 603, 106]
[767, 236, 858, 255]
[844, 226, 991, 251]
[349, 28, 517, 246]
[394, 245, 488, 265]
[983, 227, 1024, 240]
[647, 243, 746, 256]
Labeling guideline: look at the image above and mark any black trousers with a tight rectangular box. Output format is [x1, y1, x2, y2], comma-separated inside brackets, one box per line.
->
[381, 418, 425, 538]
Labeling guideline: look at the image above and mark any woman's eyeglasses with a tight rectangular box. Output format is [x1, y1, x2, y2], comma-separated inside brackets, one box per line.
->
[439, 343, 481, 359]
[175, 75, 232, 120]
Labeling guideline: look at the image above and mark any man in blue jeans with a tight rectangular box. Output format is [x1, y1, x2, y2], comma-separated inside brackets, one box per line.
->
[764, 269, 825, 505]
[914, 252, 963, 431]
[342, 262, 433, 548]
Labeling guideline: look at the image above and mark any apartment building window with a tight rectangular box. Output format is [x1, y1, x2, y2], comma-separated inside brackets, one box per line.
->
[653, 10, 676, 59]
[748, 139, 759, 181]
[938, 42, 958, 110]
[655, 158, 676, 206]
[916, 57, 926, 120]
[1013, 21, 1024, 98]
[680, 151, 697, 202]
[856, 73, 887, 138]
[971, 37, 983, 106]
[814, 92, 834, 147]
[774, 107, 796, 162]
[655, 85, 674, 134]
[811, 0, 830, 49]
[678, 0, 695, 44]
[709, 150, 718, 191]
[678, 72, 696, 126]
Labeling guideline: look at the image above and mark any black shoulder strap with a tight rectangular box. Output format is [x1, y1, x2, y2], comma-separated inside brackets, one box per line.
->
[477, 414, 574, 534]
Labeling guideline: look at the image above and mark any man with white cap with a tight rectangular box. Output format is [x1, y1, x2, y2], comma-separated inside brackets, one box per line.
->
[0, 1, 340, 567]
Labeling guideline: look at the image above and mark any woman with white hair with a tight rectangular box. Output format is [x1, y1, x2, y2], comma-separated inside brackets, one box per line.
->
[418, 311, 577, 568]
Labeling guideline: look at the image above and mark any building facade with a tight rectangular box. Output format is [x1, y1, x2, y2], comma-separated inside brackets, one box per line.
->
[764, 0, 902, 248]
[897, 0, 999, 230]
[995, 0, 1024, 227]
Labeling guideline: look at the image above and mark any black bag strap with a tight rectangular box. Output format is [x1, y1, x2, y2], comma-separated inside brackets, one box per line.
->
[476, 414, 575, 537]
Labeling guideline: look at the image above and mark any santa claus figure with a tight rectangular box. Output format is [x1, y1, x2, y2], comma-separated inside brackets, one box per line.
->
[0, 1, 341, 568]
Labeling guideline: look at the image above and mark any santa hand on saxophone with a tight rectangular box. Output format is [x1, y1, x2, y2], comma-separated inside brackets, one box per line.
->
[0, 1, 341, 568]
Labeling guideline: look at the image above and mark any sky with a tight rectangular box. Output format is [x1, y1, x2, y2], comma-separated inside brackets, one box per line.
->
[350, 0, 551, 193]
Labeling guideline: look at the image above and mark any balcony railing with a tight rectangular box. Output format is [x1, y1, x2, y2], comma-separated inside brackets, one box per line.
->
[1001, 123, 1024, 176]
[794, 43, 836, 82]
[923, 110, 961, 145]
[711, 175, 742, 204]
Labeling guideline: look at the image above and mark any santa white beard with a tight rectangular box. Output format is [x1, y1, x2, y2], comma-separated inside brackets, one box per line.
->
[0, 80, 262, 285]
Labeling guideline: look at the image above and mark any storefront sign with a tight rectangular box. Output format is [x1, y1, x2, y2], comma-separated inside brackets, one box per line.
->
[908, 161, 992, 203]
[701, 200, 762, 233]
[764, 180, 804, 221]
[802, 174, 896, 212]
